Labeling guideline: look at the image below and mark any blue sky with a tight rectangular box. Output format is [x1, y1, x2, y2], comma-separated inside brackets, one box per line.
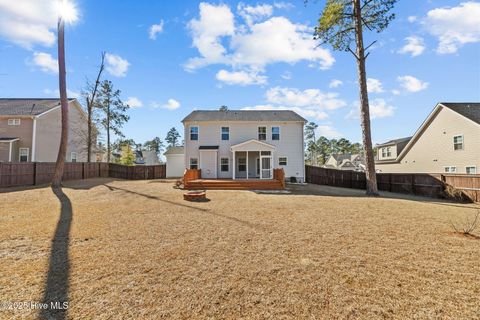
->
[1, 0, 479, 146]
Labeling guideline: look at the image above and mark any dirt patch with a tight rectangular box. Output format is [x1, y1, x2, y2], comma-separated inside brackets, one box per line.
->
[0, 178, 479, 319]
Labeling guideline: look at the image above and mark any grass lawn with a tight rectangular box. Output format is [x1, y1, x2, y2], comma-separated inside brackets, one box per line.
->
[0, 178, 479, 319]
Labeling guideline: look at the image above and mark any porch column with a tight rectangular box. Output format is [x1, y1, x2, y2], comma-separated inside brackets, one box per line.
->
[246, 151, 249, 179]
[232, 151, 236, 179]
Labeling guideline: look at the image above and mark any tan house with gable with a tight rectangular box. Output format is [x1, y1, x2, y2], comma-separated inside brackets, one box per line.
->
[375, 103, 480, 174]
[0, 98, 90, 163]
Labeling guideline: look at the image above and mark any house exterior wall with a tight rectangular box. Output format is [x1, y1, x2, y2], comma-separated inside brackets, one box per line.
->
[166, 153, 184, 178]
[0, 117, 33, 162]
[0, 142, 10, 161]
[183, 120, 305, 181]
[35, 101, 89, 162]
[376, 107, 480, 174]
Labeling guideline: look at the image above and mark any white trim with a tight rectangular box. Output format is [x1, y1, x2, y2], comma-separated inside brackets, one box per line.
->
[221, 126, 230, 141]
[257, 126, 267, 141]
[7, 118, 21, 125]
[443, 166, 457, 173]
[8, 141, 12, 162]
[19, 147, 29, 162]
[233, 151, 236, 179]
[35, 105, 60, 118]
[220, 157, 229, 172]
[279, 156, 287, 166]
[189, 125, 199, 141]
[230, 139, 276, 151]
[31, 117, 37, 162]
[189, 157, 198, 169]
[246, 151, 249, 180]
[453, 134, 464, 151]
[466, 166, 477, 174]
[70, 152, 77, 162]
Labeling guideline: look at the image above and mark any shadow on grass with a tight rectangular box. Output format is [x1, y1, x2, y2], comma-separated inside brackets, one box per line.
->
[0, 178, 117, 194]
[39, 187, 72, 320]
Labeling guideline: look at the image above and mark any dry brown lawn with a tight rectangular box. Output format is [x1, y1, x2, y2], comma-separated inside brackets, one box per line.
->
[0, 178, 479, 319]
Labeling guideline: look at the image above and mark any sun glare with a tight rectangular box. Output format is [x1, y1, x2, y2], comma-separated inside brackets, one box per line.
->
[57, 0, 79, 23]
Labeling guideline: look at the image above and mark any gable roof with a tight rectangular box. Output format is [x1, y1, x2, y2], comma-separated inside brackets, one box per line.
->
[0, 98, 75, 116]
[376, 136, 412, 147]
[440, 103, 480, 125]
[182, 110, 306, 122]
[164, 146, 184, 155]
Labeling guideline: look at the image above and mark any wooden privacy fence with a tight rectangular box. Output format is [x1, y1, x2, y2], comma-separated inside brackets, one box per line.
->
[305, 165, 480, 202]
[0, 162, 165, 188]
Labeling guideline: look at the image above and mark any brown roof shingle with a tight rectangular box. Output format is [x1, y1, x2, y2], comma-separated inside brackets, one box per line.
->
[0, 98, 74, 116]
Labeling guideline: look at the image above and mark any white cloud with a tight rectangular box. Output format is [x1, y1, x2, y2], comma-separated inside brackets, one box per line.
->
[397, 75, 429, 92]
[185, 3, 334, 83]
[126, 97, 143, 108]
[31, 52, 57, 73]
[241, 104, 328, 121]
[105, 53, 130, 77]
[328, 79, 343, 88]
[0, 1, 56, 48]
[216, 69, 267, 86]
[281, 71, 292, 80]
[317, 125, 342, 139]
[425, 2, 480, 54]
[266, 86, 346, 110]
[398, 36, 425, 57]
[347, 99, 395, 120]
[153, 99, 181, 110]
[43, 88, 80, 98]
[149, 21, 164, 40]
[367, 78, 384, 93]
[407, 16, 417, 23]
[392, 89, 401, 95]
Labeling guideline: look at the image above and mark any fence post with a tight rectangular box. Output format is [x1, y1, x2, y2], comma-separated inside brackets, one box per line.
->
[33, 162, 37, 185]
[411, 174, 416, 195]
[388, 174, 392, 192]
[82, 162, 85, 180]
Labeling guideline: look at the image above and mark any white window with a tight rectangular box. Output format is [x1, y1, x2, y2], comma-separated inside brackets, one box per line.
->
[444, 166, 457, 173]
[279, 157, 287, 166]
[19, 148, 29, 162]
[258, 127, 266, 141]
[272, 126, 280, 140]
[221, 127, 229, 140]
[190, 126, 199, 141]
[453, 135, 464, 150]
[381, 147, 392, 158]
[71, 152, 77, 163]
[220, 158, 229, 172]
[8, 119, 20, 125]
[466, 166, 477, 174]
[238, 158, 246, 172]
[189, 158, 198, 169]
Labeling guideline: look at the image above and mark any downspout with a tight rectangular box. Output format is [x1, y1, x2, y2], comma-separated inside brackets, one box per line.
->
[8, 141, 12, 162]
[31, 117, 37, 162]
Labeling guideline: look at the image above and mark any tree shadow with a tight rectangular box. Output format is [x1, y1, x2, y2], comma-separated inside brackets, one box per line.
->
[39, 187, 72, 320]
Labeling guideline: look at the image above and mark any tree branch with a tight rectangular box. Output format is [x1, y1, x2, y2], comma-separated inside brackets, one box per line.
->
[347, 47, 360, 60]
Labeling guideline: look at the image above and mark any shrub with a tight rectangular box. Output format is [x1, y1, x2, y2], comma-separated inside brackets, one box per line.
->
[451, 211, 480, 237]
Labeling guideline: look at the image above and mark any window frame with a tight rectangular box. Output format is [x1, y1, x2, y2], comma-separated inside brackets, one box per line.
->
[453, 135, 464, 151]
[71, 152, 77, 163]
[279, 157, 287, 166]
[189, 158, 198, 169]
[190, 126, 199, 141]
[19, 148, 29, 162]
[220, 157, 229, 172]
[221, 127, 230, 141]
[238, 157, 247, 172]
[466, 166, 477, 174]
[444, 166, 457, 173]
[258, 126, 267, 141]
[382, 147, 392, 158]
[8, 118, 21, 126]
[271, 126, 280, 140]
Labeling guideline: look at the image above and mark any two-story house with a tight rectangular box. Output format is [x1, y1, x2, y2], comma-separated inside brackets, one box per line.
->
[324, 153, 365, 171]
[375, 103, 480, 174]
[182, 110, 306, 182]
[0, 98, 90, 163]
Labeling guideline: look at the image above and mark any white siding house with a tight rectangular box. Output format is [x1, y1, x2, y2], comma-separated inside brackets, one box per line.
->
[165, 146, 185, 178]
[182, 110, 306, 182]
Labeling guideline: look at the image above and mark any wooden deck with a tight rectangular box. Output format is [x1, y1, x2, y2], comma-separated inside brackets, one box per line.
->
[185, 178, 284, 190]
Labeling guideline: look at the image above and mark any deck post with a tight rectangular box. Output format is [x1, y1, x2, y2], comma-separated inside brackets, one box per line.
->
[246, 151, 249, 179]
[232, 151, 236, 180]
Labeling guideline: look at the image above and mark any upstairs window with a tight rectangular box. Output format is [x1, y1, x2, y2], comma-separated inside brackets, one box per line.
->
[221, 127, 229, 140]
[453, 135, 463, 150]
[272, 127, 280, 140]
[189, 158, 198, 169]
[71, 152, 77, 163]
[8, 119, 20, 125]
[444, 166, 457, 173]
[220, 158, 229, 172]
[466, 166, 477, 174]
[19, 148, 29, 162]
[258, 127, 266, 141]
[190, 126, 199, 141]
[381, 147, 392, 158]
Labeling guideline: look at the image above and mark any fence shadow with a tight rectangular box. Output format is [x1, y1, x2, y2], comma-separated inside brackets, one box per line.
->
[39, 187, 72, 320]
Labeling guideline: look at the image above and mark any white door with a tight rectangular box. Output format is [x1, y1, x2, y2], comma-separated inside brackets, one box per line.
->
[200, 151, 217, 179]
[260, 156, 272, 179]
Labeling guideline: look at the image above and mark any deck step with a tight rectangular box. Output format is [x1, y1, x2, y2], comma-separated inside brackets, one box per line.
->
[185, 179, 284, 190]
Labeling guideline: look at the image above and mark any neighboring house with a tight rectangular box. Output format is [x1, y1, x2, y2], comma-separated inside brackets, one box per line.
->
[164, 146, 184, 178]
[375, 102, 480, 174]
[324, 153, 365, 171]
[134, 150, 160, 165]
[182, 110, 306, 181]
[0, 98, 91, 163]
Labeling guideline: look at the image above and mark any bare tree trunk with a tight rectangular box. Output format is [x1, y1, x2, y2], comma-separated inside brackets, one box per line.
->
[353, 0, 378, 196]
[106, 107, 111, 163]
[86, 52, 105, 163]
[52, 17, 68, 188]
